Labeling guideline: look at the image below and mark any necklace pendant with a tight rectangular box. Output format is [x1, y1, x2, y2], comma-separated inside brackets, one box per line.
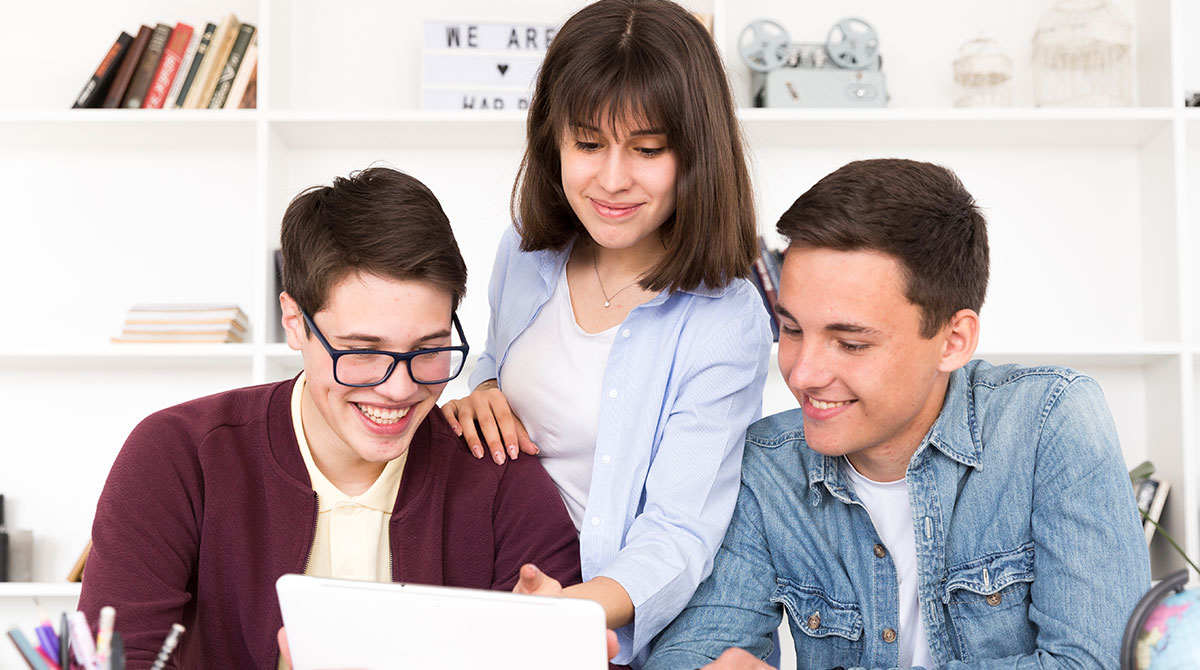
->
[604, 300, 611, 308]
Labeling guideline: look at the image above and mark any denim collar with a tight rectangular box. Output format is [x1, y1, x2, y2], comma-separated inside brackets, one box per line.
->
[805, 366, 983, 506]
[531, 235, 729, 305]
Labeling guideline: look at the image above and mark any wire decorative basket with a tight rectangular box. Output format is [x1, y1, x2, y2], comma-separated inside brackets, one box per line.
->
[954, 37, 1013, 107]
[1032, 0, 1133, 107]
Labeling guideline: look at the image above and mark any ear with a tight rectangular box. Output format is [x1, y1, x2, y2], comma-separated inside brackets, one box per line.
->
[937, 309, 979, 373]
[280, 292, 307, 351]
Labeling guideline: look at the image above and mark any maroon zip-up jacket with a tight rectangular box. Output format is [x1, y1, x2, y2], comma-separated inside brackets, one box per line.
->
[79, 378, 582, 669]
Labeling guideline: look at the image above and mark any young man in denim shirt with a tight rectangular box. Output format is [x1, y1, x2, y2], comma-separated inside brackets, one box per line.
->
[647, 159, 1151, 670]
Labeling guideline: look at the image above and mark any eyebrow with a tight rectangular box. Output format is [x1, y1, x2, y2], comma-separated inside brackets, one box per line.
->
[334, 329, 452, 348]
[774, 304, 883, 337]
[570, 122, 666, 137]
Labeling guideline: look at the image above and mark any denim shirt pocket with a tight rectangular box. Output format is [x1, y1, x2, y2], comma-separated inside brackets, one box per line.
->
[941, 543, 1037, 661]
[772, 579, 863, 669]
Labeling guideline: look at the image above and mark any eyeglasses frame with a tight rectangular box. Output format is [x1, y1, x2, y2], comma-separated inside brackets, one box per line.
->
[300, 309, 470, 387]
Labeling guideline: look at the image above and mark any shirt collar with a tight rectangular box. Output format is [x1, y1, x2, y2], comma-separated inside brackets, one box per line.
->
[291, 372, 407, 514]
[803, 366, 982, 504]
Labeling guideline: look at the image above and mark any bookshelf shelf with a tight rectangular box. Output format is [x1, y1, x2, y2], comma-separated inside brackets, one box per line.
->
[0, 583, 82, 599]
[2, 0, 1199, 667]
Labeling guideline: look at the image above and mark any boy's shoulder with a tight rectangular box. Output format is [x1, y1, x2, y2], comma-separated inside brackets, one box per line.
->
[133, 378, 289, 444]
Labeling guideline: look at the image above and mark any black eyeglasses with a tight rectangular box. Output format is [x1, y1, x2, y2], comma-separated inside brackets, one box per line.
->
[301, 310, 469, 387]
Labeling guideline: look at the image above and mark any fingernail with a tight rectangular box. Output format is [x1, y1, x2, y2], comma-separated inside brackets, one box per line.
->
[493, 451, 505, 465]
[453, 426, 462, 436]
[471, 445, 483, 459]
[508, 445, 518, 459]
[532, 445, 540, 455]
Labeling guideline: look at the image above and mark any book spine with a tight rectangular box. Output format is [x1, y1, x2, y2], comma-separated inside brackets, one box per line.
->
[101, 25, 152, 108]
[185, 14, 238, 109]
[73, 32, 133, 108]
[122, 23, 173, 108]
[173, 22, 216, 108]
[143, 23, 194, 109]
[223, 42, 257, 109]
[166, 31, 200, 108]
[238, 60, 258, 108]
[208, 24, 256, 109]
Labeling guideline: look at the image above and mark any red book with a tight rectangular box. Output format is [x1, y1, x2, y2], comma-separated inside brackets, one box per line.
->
[143, 22, 194, 109]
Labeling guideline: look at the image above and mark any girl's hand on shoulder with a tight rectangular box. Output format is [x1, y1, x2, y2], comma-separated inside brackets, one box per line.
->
[441, 379, 539, 464]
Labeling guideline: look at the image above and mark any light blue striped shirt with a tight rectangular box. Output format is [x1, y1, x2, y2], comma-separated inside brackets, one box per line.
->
[471, 226, 772, 666]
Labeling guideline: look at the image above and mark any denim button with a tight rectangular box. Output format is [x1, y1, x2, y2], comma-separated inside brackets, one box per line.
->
[806, 611, 821, 630]
[602, 454, 611, 464]
[987, 592, 1003, 606]
[873, 544, 886, 558]
[882, 628, 897, 643]
[622, 329, 631, 338]
[609, 389, 618, 398]
[591, 517, 601, 526]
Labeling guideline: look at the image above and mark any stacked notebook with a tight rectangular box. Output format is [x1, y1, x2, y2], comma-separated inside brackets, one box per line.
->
[113, 304, 249, 343]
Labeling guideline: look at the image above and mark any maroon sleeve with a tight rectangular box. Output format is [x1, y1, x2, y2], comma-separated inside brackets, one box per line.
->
[488, 455, 582, 590]
[79, 409, 203, 670]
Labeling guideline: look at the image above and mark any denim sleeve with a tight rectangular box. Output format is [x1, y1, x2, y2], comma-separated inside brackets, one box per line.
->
[600, 297, 773, 662]
[644, 463, 783, 670]
[468, 225, 518, 388]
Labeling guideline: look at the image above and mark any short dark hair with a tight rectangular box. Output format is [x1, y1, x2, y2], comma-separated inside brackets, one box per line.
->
[280, 167, 468, 315]
[514, 0, 756, 293]
[776, 159, 989, 338]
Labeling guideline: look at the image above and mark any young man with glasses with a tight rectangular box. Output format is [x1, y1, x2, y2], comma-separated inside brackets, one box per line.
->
[79, 167, 582, 670]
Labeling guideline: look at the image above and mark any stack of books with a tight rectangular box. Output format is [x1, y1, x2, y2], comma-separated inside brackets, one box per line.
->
[113, 304, 249, 344]
[72, 14, 257, 110]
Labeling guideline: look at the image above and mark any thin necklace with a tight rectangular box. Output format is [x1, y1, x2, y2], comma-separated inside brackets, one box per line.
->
[592, 243, 641, 308]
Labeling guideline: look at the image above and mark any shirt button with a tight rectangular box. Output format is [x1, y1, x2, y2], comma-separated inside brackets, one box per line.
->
[873, 544, 886, 558]
[806, 611, 821, 630]
[590, 517, 601, 526]
[609, 389, 618, 399]
[882, 628, 897, 643]
[987, 592, 1003, 606]
[622, 329, 631, 338]
[601, 455, 611, 464]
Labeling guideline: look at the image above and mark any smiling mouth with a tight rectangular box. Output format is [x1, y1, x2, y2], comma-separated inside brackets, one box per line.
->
[354, 402, 410, 425]
[808, 397, 855, 410]
[590, 199, 642, 217]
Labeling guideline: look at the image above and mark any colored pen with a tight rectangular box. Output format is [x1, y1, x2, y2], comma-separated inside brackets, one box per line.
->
[6, 626, 50, 670]
[95, 606, 115, 669]
[32, 598, 60, 661]
[149, 624, 184, 670]
[58, 612, 70, 670]
[109, 632, 125, 670]
[34, 646, 61, 670]
[69, 610, 99, 670]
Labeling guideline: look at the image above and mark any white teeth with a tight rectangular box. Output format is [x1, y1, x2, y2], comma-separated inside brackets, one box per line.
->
[810, 398, 851, 410]
[355, 403, 410, 425]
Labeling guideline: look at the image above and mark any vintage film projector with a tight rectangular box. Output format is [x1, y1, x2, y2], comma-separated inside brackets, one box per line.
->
[740, 18, 889, 108]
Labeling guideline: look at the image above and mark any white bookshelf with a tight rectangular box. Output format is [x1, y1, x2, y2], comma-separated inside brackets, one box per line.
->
[1, 0, 1197, 668]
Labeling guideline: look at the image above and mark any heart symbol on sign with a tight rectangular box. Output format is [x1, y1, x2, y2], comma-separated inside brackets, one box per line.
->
[497, 63, 509, 76]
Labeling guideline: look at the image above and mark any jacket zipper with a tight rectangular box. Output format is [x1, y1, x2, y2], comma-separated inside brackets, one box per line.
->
[302, 492, 318, 574]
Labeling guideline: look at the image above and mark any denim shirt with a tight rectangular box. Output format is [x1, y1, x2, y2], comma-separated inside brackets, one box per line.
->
[647, 361, 1151, 670]
[471, 226, 773, 666]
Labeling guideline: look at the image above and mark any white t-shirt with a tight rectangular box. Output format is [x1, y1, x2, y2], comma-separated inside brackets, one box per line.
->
[843, 457, 934, 669]
[500, 263, 617, 531]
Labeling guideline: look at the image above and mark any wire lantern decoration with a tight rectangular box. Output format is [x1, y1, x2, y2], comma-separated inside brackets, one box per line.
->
[954, 37, 1013, 107]
[1032, 0, 1133, 107]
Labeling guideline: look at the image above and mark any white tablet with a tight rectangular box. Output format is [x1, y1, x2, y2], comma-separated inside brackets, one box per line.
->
[276, 574, 609, 670]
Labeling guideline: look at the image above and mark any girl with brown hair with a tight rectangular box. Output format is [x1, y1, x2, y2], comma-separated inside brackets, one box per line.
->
[442, 1, 772, 665]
